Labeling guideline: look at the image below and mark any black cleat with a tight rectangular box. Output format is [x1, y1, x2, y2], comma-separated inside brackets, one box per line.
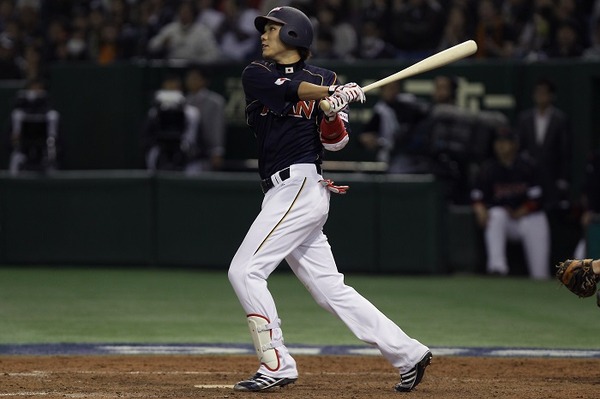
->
[394, 351, 432, 392]
[233, 372, 297, 392]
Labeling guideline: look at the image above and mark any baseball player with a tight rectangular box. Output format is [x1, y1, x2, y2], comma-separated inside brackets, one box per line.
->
[227, 6, 432, 393]
[471, 127, 551, 279]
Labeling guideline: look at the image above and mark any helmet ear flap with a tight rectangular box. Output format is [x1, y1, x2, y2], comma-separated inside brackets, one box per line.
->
[280, 25, 299, 46]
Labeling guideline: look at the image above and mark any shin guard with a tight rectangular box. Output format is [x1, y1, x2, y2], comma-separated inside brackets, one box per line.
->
[247, 314, 282, 371]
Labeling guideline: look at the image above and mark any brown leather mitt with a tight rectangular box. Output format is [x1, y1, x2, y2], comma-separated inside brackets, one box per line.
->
[555, 259, 600, 298]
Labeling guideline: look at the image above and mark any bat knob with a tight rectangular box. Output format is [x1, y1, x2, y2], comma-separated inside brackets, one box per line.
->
[319, 99, 331, 112]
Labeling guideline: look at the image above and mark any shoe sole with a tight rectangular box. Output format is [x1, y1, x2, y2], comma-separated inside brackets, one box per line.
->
[233, 377, 297, 391]
[395, 351, 432, 392]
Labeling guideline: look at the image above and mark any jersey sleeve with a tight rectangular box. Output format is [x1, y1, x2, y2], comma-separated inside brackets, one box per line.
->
[242, 62, 302, 115]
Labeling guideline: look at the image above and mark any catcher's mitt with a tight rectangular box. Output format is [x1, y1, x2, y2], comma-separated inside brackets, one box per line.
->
[555, 259, 600, 298]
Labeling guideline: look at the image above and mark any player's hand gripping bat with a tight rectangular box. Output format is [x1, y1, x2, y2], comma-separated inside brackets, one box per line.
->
[320, 40, 478, 112]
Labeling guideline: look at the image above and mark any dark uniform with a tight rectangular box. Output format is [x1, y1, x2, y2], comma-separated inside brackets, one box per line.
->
[472, 155, 543, 211]
[242, 59, 348, 179]
[471, 149, 551, 279]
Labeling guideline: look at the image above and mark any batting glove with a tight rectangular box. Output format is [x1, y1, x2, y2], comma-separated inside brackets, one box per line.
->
[337, 82, 366, 104]
[322, 93, 348, 121]
[319, 179, 349, 194]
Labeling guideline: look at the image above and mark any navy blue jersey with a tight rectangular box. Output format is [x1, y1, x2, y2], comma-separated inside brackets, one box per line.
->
[242, 59, 348, 179]
[471, 156, 543, 210]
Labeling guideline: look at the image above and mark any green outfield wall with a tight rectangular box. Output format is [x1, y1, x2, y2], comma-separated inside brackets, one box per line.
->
[0, 171, 444, 273]
[0, 171, 590, 273]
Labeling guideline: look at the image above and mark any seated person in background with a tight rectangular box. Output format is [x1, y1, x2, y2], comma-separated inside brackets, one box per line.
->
[9, 79, 60, 175]
[574, 148, 600, 258]
[471, 127, 551, 279]
[358, 80, 429, 173]
[143, 74, 200, 172]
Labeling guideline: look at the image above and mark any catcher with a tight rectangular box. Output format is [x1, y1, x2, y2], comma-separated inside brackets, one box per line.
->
[555, 259, 600, 306]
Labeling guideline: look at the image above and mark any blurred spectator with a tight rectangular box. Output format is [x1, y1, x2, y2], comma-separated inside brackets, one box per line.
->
[44, 18, 70, 63]
[0, 34, 22, 79]
[500, 0, 534, 58]
[553, 0, 588, 48]
[471, 127, 551, 280]
[217, 0, 260, 62]
[142, 74, 200, 172]
[184, 66, 226, 172]
[86, 7, 106, 61]
[0, 0, 14, 32]
[66, 26, 89, 61]
[519, 0, 557, 60]
[147, 0, 221, 63]
[574, 148, 600, 258]
[474, 0, 516, 58]
[388, 0, 445, 59]
[96, 22, 121, 64]
[437, 4, 472, 51]
[19, 43, 46, 81]
[356, 19, 397, 60]
[315, 3, 357, 60]
[358, 79, 430, 173]
[16, 0, 43, 48]
[515, 77, 571, 213]
[106, 0, 144, 61]
[582, 18, 600, 60]
[313, 30, 338, 60]
[544, 20, 584, 57]
[8, 79, 60, 175]
[132, 0, 176, 58]
[195, 0, 225, 36]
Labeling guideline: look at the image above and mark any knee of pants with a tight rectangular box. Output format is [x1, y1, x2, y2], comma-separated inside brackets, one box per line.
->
[227, 261, 245, 292]
[227, 257, 266, 295]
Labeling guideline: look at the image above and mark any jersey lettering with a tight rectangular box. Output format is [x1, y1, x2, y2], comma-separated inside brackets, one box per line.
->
[259, 101, 316, 119]
[289, 100, 315, 119]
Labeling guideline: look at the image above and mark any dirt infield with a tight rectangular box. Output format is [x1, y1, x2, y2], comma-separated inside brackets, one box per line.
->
[1, 354, 599, 398]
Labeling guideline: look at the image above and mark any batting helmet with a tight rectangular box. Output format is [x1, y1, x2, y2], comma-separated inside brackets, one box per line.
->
[254, 6, 313, 49]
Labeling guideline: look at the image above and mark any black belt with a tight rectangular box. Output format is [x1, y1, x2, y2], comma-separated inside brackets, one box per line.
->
[260, 164, 322, 194]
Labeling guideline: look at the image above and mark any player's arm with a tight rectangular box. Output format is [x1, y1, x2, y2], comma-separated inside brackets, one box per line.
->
[297, 82, 333, 101]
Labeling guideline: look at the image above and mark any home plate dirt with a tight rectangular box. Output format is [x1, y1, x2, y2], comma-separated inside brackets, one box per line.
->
[1, 354, 599, 398]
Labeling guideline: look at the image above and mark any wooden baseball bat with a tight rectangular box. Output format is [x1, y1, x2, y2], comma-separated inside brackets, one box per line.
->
[319, 40, 478, 112]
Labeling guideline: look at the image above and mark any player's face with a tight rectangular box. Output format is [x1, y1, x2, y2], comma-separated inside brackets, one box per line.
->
[261, 22, 296, 63]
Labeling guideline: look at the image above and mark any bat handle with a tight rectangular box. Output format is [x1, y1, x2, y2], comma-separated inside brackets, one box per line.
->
[319, 99, 331, 112]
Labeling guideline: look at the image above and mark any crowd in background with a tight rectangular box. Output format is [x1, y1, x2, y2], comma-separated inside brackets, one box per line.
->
[2, 0, 600, 81]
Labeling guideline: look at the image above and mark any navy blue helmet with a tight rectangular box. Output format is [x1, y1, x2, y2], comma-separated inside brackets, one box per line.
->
[254, 6, 313, 49]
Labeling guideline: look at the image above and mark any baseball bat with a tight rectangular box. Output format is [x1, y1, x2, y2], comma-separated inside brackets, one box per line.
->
[320, 40, 478, 112]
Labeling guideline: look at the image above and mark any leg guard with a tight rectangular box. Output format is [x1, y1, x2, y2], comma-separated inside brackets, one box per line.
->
[247, 314, 283, 371]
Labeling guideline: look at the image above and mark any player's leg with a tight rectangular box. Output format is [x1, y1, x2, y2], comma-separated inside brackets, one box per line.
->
[485, 206, 511, 275]
[227, 167, 330, 386]
[285, 221, 430, 391]
[228, 194, 300, 379]
[518, 211, 551, 279]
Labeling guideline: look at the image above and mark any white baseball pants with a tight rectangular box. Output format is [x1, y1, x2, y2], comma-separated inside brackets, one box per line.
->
[484, 206, 550, 279]
[228, 164, 429, 378]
